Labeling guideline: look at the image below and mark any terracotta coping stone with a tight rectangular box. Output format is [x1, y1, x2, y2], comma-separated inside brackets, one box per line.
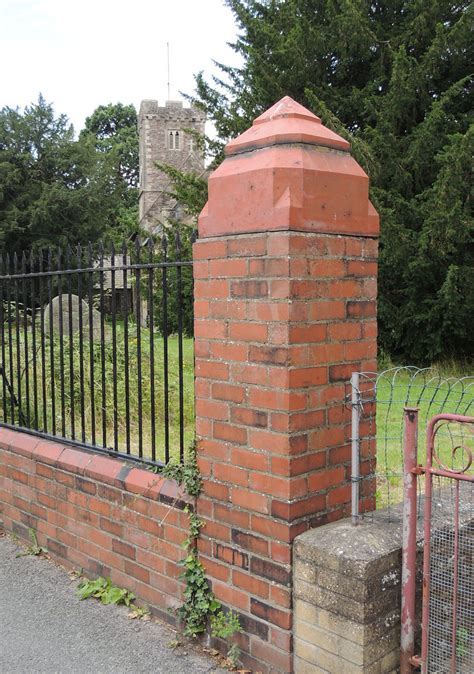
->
[198, 95, 379, 239]
[57, 446, 94, 475]
[0, 428, 40, 457]
[1, 427, 190, 506]
[226, 96, 350, 155]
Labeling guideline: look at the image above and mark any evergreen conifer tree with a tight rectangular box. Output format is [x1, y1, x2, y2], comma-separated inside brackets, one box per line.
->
[167, 0, 473, 363]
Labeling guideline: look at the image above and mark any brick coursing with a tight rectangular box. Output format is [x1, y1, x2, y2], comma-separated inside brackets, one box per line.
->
[0, 430, 191, 626]
[194, 230, 378, 672]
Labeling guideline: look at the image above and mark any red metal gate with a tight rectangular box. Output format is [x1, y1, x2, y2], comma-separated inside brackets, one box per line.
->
[401, 411, 473, 674]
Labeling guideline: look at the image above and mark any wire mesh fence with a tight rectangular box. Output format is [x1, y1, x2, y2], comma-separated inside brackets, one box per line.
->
[350, 366, 474, 522]
[427, 478, 473, 673]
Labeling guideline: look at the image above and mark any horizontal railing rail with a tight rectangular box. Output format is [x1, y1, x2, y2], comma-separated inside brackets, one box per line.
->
[0, 235, 195, 466]
[0, 260, 194, 281]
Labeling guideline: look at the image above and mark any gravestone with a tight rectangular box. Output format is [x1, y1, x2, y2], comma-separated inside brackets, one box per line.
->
[42, 294, 106, 341]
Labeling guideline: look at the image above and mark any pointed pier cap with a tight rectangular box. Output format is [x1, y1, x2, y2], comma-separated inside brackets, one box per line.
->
[198, 96, 379, 238]
[226, 96, 350, 155]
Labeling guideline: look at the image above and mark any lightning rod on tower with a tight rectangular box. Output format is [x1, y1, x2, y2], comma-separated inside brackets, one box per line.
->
[167, 42, 170, 100]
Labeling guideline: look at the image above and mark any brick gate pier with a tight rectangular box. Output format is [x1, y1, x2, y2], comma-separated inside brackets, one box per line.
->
[193, 96, 379, 672]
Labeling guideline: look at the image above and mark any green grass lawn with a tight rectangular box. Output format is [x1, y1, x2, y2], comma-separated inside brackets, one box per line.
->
[365, 366, 474, 508]
[0, 324, 195, 464]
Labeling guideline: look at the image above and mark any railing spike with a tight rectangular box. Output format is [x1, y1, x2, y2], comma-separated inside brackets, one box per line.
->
[175, 229, 181, 254]
[0, 235, 198, 468]
[147, 237, 154, 262]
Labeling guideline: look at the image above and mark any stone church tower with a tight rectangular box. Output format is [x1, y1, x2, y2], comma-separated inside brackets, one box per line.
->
[138, 100, 206, 233]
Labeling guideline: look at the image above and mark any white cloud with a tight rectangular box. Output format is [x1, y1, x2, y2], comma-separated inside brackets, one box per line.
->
[0, 0, 240, 133]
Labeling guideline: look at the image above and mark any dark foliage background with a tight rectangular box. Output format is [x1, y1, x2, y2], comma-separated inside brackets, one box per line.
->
[163, 0, 473, 365]
[1, 3, 472, 362]
[0, 98, 139, 254]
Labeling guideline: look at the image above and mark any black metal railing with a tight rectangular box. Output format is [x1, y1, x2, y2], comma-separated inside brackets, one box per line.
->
[0, 236, 195, 466]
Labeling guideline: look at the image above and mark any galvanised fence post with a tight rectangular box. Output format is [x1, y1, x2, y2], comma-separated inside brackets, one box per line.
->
[351, 370, 361, 524]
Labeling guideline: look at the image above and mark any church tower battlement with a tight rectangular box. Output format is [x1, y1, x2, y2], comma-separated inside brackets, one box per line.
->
[138, 99, 206, 233]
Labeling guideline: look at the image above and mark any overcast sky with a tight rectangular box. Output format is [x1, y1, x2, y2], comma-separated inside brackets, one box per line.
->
[0, 0, 240, 134]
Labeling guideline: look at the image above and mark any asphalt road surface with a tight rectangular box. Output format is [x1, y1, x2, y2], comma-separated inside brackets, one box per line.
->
[0, 534, 226, 674]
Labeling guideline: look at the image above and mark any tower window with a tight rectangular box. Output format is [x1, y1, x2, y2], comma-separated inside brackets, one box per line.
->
[168, 130, 180, 150]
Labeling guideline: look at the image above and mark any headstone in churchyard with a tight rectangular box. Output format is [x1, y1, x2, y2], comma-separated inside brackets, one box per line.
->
[99, 255, 132, 290]
[43, 294, 110, 341]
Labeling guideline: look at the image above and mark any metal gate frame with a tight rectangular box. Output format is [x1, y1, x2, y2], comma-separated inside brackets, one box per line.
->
[400, 410, 474, 673]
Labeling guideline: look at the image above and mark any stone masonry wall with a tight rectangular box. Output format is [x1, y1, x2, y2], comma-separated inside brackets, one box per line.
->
[293, 518, 403, 673]
[138, 99, 206, 232]
[293, 498, 473, 674]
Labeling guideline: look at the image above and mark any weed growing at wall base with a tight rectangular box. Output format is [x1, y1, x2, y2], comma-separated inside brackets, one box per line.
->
[210, 610, 242, 669]
[15, 528, 46, 557]
[177, 536, 243, 667]
[77, 576, 136, 606]
[162, 445, 242, 666]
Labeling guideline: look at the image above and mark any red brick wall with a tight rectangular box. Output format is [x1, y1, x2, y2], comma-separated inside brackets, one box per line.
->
[1, 96, 379, 674]
[0, 429, 190, 626]
[194, 230, 378, 673]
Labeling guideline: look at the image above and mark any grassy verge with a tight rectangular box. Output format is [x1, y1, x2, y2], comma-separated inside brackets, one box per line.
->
[0, 324, 194, 464]
[369, 366, 473, 507]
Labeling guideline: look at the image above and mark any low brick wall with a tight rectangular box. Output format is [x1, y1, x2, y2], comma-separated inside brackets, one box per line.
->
[0, 428, 190, 625]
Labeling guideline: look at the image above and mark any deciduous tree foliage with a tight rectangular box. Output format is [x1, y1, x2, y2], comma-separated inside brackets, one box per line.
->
[178, 0, 473, 364]
[80, 103, 140, 242]
[81, 103, 139, 200]
[0, 97, 140, 255]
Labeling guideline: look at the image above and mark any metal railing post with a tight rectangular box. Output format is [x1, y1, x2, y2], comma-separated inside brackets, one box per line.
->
[400, 407, 419, 673]
[0, 240, 195, 468]
[351, 371, 361, 525]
